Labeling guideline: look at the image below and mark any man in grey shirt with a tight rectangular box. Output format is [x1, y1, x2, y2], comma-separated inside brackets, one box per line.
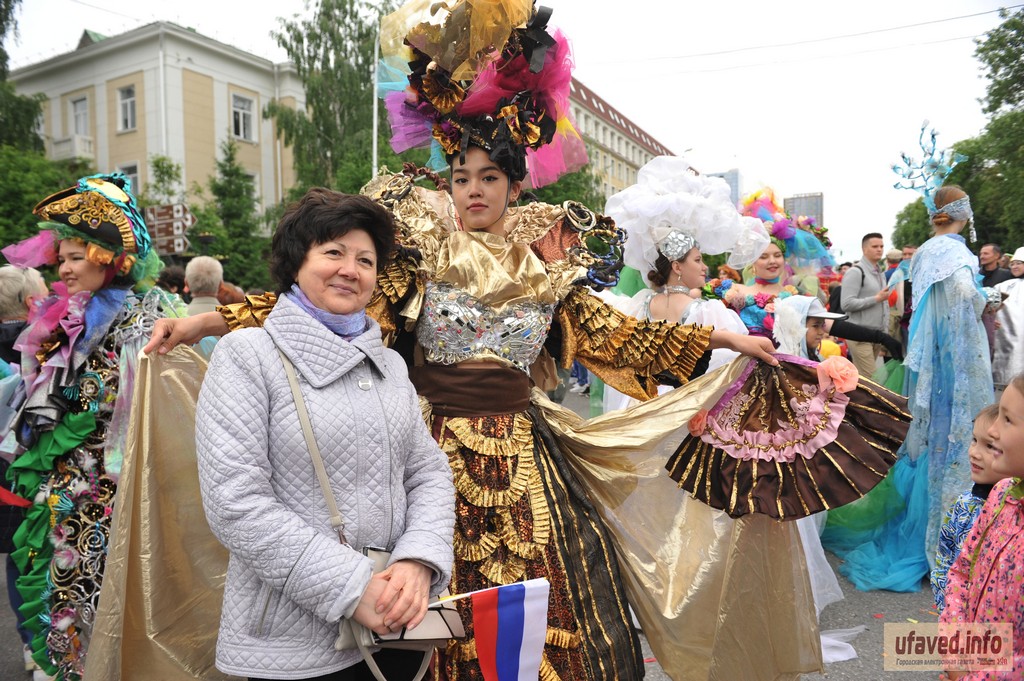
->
[841, 232, 889, 377]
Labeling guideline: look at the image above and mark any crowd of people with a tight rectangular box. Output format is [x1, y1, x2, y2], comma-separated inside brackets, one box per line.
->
[0, 1, 1022, 681]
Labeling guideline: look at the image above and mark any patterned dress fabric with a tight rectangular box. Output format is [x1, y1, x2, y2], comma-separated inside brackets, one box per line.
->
[940, 478, 1024, 679]
[666, 357, 910, 520]
[931, 484, 991, 612]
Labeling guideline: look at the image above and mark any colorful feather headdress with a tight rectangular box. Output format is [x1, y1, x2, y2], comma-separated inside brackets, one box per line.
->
[739, 187, 833, 269]
[378, 0, 587, 187]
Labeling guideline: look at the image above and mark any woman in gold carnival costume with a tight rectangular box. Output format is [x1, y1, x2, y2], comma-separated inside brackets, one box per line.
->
[146, 3, 908, 680]
[0, 174, 182, 679]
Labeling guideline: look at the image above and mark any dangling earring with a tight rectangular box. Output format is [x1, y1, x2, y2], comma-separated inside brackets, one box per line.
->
[507, 197, 521, 217]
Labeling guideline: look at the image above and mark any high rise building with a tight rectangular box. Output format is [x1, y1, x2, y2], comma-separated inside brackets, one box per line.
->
[784, 193, 825, 227]
[707, 168, 742, 208]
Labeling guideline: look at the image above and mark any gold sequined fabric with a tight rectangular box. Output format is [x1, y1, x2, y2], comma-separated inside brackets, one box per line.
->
[433, 407, 643, 681]
[557, 286, 713, 400]
[666, 361, 911, 520]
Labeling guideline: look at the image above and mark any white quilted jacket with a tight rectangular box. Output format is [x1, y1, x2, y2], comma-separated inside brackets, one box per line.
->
[195, 295, 455, 679]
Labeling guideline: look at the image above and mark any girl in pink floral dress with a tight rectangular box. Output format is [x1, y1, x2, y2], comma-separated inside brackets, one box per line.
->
[940, 372, 1024, 680]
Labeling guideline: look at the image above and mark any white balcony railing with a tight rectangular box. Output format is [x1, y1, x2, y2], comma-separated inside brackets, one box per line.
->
[50, 134, 95, 161]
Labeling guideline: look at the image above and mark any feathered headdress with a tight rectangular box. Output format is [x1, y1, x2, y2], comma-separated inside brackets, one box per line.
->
[607, 156, 770, 287]
[378, 0, 586, 187]
[739, 187, 833, 269]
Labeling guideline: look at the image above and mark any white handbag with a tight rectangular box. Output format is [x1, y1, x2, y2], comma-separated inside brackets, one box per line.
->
[278, 349, 464, 681]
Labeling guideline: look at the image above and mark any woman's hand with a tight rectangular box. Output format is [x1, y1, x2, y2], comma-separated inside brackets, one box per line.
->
[352, 573, 393, 636]
[709, 329, 779, 366]
[143, 312, 229, 355]
[374, 560, 433, 631]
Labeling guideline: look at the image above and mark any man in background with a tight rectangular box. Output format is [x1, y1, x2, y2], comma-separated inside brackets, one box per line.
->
[184, 256, 223, 316]
[979, 244, 1013, 361]
[840, 233, 889, 377]
[884, 249, 902, 282]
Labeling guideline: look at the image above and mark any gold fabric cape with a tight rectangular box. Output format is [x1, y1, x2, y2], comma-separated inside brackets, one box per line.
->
[534, 357, 823, 681]
[84, 348, 239, 681]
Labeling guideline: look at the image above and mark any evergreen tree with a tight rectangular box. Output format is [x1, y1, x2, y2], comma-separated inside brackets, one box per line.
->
[207, 139, 270, 290]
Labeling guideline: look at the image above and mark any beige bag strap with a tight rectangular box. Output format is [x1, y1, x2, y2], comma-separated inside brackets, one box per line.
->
[277, 348, 347, 544]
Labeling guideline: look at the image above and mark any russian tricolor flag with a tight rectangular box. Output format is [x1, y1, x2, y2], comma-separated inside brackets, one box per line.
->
[471, 578, 550, 681]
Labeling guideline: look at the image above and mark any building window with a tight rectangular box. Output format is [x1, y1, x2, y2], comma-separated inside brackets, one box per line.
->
[117, 163, 139, 194]
[232, 94, 256, 142]
[71, 98, 88, 136]
[118, 86, 136, 131]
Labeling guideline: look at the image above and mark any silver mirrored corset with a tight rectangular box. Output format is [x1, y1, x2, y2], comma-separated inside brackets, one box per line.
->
[417, 282, 554, 372]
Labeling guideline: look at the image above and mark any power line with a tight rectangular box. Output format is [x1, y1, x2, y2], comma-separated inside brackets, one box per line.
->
[67, 0, 143, 23]
[595, 4, 1022, 65]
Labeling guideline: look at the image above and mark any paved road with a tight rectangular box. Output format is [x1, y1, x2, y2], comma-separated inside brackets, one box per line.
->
[0, 390, 936, 679]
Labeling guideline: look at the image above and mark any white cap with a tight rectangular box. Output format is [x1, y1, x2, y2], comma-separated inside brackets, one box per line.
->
[1011, 246, 1024, 264]
[806, 298, 846, 321]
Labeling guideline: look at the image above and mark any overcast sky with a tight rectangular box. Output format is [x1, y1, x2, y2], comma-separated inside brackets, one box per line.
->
[7, 0, 1015, 261]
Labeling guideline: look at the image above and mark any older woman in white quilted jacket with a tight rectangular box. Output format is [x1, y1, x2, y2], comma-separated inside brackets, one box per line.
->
[195, 190, 455, 681]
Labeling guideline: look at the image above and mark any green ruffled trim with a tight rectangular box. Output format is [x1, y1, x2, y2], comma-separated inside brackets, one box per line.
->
[8, 411, 96, 679]
[7, 411, 96, 498]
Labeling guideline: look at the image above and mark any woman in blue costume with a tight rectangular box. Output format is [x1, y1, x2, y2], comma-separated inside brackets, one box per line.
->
[823, 184, 994, 591]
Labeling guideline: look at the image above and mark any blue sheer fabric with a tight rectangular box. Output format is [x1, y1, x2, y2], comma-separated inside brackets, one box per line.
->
[822, 234, 993, 591]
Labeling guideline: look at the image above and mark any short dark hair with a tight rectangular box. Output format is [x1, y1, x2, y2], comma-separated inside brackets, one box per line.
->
[270, 188, 396, 295]
[982, 243, 1003, 256]
[861, 233, 884, 246]
[156, 265, 185, 292]
[839, 262, 853, 269]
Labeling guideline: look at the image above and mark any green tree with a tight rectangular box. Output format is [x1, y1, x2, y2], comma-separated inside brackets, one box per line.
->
[530, 166, 605, 212]
[890, 198, 931, 249]
[0, 145, 93, 248]
[0, 0, 44, 152]
[0, 82, 42, 152]
[975, 8, 1024, 115]
[266, 0, 394, 190]
[137, 154, 183, 207]
[206, 139, 270, 290]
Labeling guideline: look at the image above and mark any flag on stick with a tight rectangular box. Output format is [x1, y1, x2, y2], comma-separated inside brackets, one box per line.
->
[467, 578, 550, 681]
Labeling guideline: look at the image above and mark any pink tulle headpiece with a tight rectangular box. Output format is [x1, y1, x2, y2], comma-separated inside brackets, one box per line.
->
[1, 230, 58, 269]
[378, 0, 586, 187]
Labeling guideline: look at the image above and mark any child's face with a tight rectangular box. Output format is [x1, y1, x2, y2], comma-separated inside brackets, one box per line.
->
[988, 385, 1024, 478]
[805, 318, 827, 353]
[968, 417, 1003, 485]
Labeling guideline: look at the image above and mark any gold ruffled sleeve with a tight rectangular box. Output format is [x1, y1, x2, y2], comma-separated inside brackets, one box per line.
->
[218, 293, 278, 330]
[556, 287, 713, 401]
[368, 254, 417, 345]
